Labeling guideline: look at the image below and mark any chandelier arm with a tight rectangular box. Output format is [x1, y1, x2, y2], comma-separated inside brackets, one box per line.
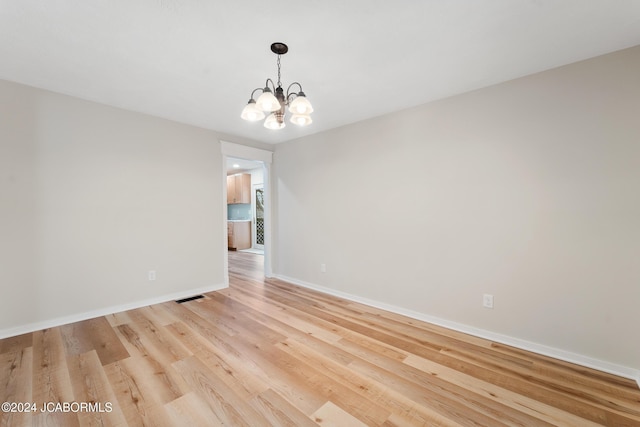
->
[265, 78, 277, 92]
[286, 82, 304, 98]
[249, 87, 264, 100]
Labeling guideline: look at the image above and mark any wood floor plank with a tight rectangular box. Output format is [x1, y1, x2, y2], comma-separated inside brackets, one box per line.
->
[218, 285, 344, 345]
[249, 388, 320, 427]
[164, 321, 270, 401]
[31, 328, 80, 427]
[0, 347, 32, 427]
[226, 278, 411, 362]
[139, 305, 182, 328]
[115, 311, 192, 367]
[311, 401, 370, 427]
[0, 332, 32, 354]
[66, 349, 128, 426]
[383, 410, 465, 427]
[275, 336, 471, 427]
[198, 298, 394, 424]
[494, 342, 640, 402]
[164, 314, 326, 416]
[0, 250, 638, 426]
[403, 353, 604, 427]
[280, 335, 523, 427]
[60, 316, 130, 365]
[160, 392, 223, 427]
[105, 311, 134, 328]
[160, 301, 240, 354]
[172, 355, 271, 427]
[103, 359, 160, 427]
[436, 346, 639, 424]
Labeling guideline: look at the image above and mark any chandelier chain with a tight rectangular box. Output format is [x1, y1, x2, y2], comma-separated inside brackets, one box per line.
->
[277, 55, 282, 87]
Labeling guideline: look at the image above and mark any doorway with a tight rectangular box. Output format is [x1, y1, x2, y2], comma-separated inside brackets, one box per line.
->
[221, 141, 273, 285]
[226, 157, 264, 257]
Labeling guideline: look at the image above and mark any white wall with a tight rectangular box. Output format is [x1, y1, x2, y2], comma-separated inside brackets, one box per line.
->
[0, 80, 262, 335]
[272, 46, 640, 375]
[249, 167, 264, 186]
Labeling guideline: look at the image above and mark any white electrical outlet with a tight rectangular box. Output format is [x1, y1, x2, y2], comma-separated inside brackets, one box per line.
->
[483, 294, 494, 309]
[320, 263, 326, 273]
[148, 270, 156, 281]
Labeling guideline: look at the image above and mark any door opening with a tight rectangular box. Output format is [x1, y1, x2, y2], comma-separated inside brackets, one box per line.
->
[221, 141, 273, 285]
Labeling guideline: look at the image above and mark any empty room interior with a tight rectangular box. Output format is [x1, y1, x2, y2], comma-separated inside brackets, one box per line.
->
[1, 2, 640, 426]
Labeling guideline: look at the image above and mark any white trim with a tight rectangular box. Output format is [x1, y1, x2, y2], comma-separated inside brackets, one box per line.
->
[221, 152, 230, 286]
[275, 274, 640, 384]
[262, 161, 273, 277]
[220, 141, 273, 164]
[0, 283, 226, 339]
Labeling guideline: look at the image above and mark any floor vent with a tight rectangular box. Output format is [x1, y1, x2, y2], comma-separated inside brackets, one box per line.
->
[175, 295, 204, 304]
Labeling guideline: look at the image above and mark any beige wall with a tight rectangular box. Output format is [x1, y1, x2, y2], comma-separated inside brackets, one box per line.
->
[0, 80, 252, 334]
[272, 46, 640, 373]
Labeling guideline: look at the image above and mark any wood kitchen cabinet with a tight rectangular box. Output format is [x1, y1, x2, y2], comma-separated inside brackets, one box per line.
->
[227, 173, 251, 204]
[228, 221, 251, 250]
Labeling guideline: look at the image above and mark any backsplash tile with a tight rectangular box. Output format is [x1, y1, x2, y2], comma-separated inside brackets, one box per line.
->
[228, 203, 252, 220]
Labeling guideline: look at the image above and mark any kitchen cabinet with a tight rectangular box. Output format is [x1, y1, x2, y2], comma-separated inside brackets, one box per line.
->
[227, 173, 251, 204]
[228, 221, 251, 250]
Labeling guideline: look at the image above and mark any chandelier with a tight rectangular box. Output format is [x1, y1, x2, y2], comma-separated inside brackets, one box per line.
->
[240, 42, 313, 130]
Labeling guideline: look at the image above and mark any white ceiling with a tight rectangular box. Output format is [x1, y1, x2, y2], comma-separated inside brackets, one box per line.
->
[227, 157, 262, 174]
[2, 1, 640, 145]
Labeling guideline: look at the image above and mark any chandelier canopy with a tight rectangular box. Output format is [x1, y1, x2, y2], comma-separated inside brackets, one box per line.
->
[241, 42, 313, 130]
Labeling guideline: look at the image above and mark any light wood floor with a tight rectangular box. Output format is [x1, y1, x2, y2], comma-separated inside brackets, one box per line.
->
[1, 252, 639, 426]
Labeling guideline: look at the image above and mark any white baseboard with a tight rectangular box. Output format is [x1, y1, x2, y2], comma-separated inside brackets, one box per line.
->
[275, 274, 640, 386]
[0, 283, 227, 339]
